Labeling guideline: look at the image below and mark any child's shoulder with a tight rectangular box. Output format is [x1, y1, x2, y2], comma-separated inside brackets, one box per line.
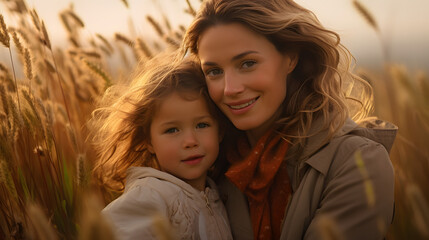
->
[103, 169, 185, 214]
[124, 167, 199, 199]
[125, 167, 183, 195]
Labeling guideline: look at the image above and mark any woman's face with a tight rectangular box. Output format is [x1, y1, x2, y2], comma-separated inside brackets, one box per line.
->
[198, 23, 297, 139]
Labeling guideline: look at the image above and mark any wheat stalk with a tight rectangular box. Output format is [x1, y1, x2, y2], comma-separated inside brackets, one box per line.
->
[44, 59, 56, 73]
[135, 37, 153, 59]
[120, 0, 129, 8]
[0, 15, 11, 48]
[316, 214, 344, 240]
[164, 36, 180, 48]
[96, 33, 114, 52]
[41, 20, 52, 49]
[352, 0, 378, 31]
[78, 194, 117, 240]
[146, 16, 164, 37]
[81, 58, 112, 89]
[114, 33, 133, 47]
[10, 29, 24, 55]
[66, 123, 78, 153]
[30, 9, 41, 31]
[24, 48, 33, 80]
[77, 154, 86, 187]
[0, 15, 22, 113]
[162, 13, 172, 31]
[152, 214, 176, 240]
[60, 12, 72, 33]
[0, 144, 18, 200]
[8, 94, 23, 129]
[354, 150, 376, 207]
[185, 0, 197, 16]
[0, 85, 10, 117]
[22, 88, 41, 122]
[70, 49, 102, 59]
[406, 184, 429, 237]
[66, 10, 85, 28]
[27, 203, 58, 240]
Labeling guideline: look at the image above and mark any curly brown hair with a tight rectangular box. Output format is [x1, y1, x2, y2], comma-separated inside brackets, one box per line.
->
[182, 0, 373, 148]
[89, 51, 221, 191]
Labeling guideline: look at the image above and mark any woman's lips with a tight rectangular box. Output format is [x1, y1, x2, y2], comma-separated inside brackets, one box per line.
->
[226, 97, 259, 113]
[228, 98, 257, 109]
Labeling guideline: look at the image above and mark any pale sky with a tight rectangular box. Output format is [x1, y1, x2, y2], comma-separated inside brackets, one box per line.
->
[1, 0, 429, 72]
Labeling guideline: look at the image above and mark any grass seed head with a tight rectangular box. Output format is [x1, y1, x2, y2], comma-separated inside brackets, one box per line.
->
[0, 15, 10, 48]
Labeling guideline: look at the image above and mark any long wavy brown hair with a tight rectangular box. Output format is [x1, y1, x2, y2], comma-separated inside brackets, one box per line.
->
[182, 0, 373, 149]
[88, 51, 220, 192]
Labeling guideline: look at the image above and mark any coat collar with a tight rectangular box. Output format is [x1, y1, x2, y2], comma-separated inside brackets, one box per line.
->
[301, 117, 397, 176]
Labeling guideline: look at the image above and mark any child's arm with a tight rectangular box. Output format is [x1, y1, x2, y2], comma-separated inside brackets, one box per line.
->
[102, 186, 171, 240]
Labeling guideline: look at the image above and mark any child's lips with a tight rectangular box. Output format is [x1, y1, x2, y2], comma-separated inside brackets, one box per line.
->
[182, 155, 204, 165]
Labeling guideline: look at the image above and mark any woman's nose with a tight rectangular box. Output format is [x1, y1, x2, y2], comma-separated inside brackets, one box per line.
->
[223, 71, 244, 96]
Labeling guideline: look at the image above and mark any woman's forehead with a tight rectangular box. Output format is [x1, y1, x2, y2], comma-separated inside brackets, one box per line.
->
[198, 23, 276, 64]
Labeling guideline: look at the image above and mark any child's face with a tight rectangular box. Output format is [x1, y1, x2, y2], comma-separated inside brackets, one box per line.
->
[148, 92, 220, 191]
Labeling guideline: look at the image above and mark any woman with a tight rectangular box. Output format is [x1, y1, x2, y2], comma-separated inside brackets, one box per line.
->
[182, 0, 396, 239]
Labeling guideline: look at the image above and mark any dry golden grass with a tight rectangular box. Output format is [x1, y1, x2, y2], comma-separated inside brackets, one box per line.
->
[0, 0, 186, 238]
[353, 2, 429, 239]
[365, 65, 429, 240]
[0, 0, 427, 239]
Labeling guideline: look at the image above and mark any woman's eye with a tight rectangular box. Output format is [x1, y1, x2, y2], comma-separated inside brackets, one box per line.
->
[241, 60, 256, 69]
[196, 122, 210, 129]
[164, 128, 179, 134]
[206, 68, 223, 77]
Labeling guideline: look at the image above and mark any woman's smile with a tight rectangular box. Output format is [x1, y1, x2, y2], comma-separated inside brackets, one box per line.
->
[227, 97, 259, 110]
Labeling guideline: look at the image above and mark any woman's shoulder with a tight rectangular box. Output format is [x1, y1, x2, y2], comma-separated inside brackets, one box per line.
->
[347, 118, 398, 152]
[330, 118, 398, 162]
[304, 118, 397, 175]
[289, 120, 396, 240]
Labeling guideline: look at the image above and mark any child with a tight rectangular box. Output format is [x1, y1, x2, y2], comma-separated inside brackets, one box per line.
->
[90, 51, 232, 240]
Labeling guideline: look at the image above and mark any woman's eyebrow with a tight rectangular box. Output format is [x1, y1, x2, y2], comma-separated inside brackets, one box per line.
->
[201, 50, 259, 67]
[231, 51, 258, 61]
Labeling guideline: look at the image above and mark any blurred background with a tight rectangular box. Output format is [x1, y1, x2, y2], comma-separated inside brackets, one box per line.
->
[2, 0, 429, 71]
[0, 0, 428, 240]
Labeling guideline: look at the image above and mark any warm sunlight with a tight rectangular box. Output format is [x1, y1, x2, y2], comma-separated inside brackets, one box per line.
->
[2, 0, 428, 71]
[0, 0, 428, 239]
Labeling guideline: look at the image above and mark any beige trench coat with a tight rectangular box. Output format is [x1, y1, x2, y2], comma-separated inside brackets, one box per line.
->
[218, 118, 397, 240]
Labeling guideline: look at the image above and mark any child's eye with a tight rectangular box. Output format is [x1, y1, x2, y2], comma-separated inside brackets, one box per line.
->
[196, 122, 210, 129]
[164, 128, 179, 134]
[241, 60, 256, 69]
[205, 68, 223, 77]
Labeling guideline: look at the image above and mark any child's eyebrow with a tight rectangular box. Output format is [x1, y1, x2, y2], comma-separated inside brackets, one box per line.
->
[195, 115, 215, 120]
[157, 115, 214, 125]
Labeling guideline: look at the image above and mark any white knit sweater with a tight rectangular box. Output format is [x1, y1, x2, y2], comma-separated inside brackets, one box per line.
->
[102, 167, 232, 240]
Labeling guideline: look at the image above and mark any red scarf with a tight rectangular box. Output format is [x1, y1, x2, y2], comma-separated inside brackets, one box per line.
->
[226, 129, 291, 240]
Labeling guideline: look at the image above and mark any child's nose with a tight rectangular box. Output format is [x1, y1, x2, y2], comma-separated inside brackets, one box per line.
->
[183, 131, 198, 148]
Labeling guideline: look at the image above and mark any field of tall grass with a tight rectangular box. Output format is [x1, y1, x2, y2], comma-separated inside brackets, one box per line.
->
[0, 0, 427, 239]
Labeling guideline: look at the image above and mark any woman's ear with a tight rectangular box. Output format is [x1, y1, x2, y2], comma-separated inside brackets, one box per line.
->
[285, 51, 299, 74]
